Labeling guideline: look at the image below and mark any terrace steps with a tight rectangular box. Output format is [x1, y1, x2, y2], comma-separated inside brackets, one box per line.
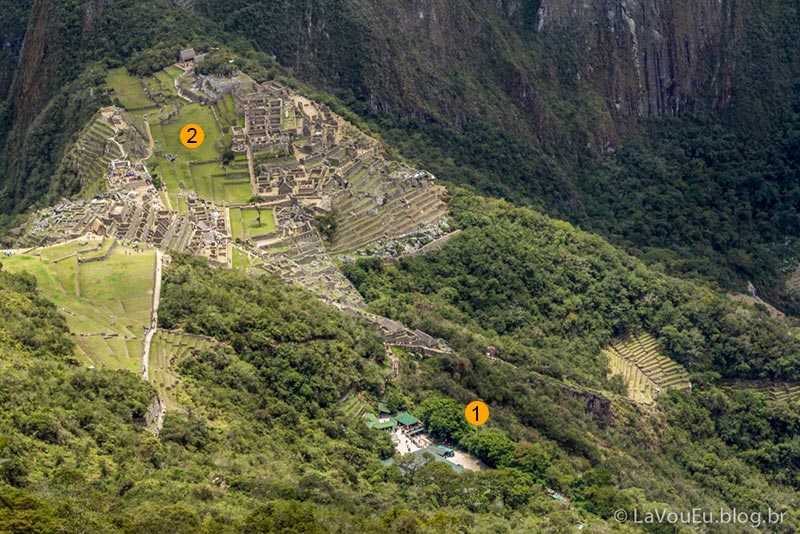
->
[604, 332, 691, 404]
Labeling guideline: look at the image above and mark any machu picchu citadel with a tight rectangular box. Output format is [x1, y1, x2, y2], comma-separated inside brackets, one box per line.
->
[4, 53, 454, 390]
[9, 59, 451, 315]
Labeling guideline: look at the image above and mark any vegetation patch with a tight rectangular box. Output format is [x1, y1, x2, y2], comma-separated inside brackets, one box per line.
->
[106, 68, 153, 109]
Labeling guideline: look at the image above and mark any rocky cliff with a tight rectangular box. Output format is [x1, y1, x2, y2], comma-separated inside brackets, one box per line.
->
[0, 1, 33, 102]
[202, 0, 795, 141]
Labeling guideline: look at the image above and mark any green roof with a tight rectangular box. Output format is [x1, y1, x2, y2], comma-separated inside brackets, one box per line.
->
[395, 412, 421, 426]
[372, 420, 397, 430]
[377, 402, 391, 413]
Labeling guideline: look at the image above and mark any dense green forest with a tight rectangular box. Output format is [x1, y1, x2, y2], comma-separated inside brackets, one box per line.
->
[4, 212, 800, 531]
[338, 93, 800, 313]
[344, 190, 800, 384]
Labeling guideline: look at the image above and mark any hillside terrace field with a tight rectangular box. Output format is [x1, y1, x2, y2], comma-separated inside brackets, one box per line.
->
[106, 68, 153, 109]
[150, 103, 228, 208]
[2, 240, 155, 372]
[106, 67, 236, 208]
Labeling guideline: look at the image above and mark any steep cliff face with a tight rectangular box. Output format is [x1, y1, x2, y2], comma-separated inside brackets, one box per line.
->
[2, 0, 98, 211]
[0, 1, 33, 102]
[204, 0, 796, 139]
[535, 0, 740, 118]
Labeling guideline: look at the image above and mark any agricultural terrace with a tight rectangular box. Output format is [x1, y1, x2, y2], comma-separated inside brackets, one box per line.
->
[106, 68, 153, 109]
[150, 103, 227, 207]
[604, 332, 691, 403]
[149, 330, 214, 410]
[189, 162, 252, 205]
[2, 240, 155, 372]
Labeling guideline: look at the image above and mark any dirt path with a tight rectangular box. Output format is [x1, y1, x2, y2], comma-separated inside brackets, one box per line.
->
[142, 118, 155, 160]
[109, 137, 127, 159]
[141, 250, 163, 382]
[385, 343, 399, 380]
[174, 69, 193, 103]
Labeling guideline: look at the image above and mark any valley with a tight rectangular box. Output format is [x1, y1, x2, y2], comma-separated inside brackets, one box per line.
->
[1, 2, 800, 531]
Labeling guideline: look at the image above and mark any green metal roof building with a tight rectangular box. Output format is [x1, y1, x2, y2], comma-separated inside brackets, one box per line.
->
[364, 412, 398, 430]
[395, 412, 421, 426]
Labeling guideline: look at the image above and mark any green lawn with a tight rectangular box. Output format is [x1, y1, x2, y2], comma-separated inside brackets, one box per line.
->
[176, 195, 188, 214]
[107, 68, 153, 109]
[155, 104, 222, 162]
[153, 70, 178, 96]
[153, 155, 185, 209]
[281, 103, 298, 130]
[165, 66, 183, 79]
[78, 237, 116, 261]
[189, 161, 253, 204]
[189, 162, 220, 201]
[142, 76, 161, 95]
[80, 248, 153, 319]
[232, 247, 252, 270]
[126, 110, 149, 140]
[2, 243, 155, 372]
[229, 208, 276, 240]
[222, 181, 254, 204]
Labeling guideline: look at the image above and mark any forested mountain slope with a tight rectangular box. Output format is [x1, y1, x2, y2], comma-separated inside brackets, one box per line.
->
[1, 4, 800, 530]
[3, 198, 800, 531]
[193, 0, 800, 304]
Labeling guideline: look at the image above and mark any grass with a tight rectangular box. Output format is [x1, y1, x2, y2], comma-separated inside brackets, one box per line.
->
[230, 208, 276, 240]
[232, 248, 252, 270]
[223, 182, 254, 204]
[2, 243, 155, 372]
[189, 162, 220, 201]
[264, 246, 291, 254]
[153, 155, 184, 209]
[80, 247, 154, 327]
[78, 237, 116, 261]
[165, 66, 183, 79]
[38, 238, 101, 261]
[155, 103, 222, 162]
[281, 103, 298, 130]
[390, 345, 410, 358]
[189, 161, 254, 205]
[106, 68, 153, 109]
[153, 70, 179, 96]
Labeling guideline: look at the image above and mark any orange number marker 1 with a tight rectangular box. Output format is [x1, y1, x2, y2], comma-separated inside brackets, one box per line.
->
[465, 400, 489, 426]
[180, 124, 205, 149]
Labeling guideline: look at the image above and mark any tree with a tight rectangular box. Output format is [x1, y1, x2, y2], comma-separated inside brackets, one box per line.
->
[476, 468, 534, 509]
[506, 442, 552, 481]
[461, 429, 516, 468]
[418, 397, 470, 442]
[315, 209, 338, 242]
[220, 148, 235, 166]
[243, 500, 322, 534]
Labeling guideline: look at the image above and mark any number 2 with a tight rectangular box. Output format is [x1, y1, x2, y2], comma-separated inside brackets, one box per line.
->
[186, 128, 198, 143]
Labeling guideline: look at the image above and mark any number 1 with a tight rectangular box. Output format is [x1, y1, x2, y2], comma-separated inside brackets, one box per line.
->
[472, 405, 479, 422]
